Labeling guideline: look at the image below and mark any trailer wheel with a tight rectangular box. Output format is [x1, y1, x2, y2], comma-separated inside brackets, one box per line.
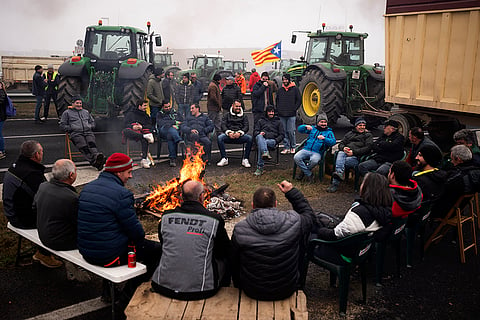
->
[298, 69, 344, 124]
[56, 76, 83, 116]
[388, 114, 411, 138]
[121, 70, 151, 114]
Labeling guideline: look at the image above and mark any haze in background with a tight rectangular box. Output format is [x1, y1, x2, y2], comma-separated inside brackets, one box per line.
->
[1, 0, 386, 70]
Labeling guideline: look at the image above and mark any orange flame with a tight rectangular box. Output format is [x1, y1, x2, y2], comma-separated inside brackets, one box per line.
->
[145, 142, 212, 213]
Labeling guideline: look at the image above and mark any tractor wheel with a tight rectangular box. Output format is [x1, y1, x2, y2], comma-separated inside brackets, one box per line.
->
[121, 69, 151, 114]
[367, 77, 391, 111]
[298, 69, 344, 124]
[56, 76, 83, 117]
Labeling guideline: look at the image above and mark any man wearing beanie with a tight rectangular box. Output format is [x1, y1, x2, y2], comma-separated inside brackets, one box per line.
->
[294, 114, 336, 183]
[60, 95, 105, 170]
[276, 73, 301, 154]
[147, 67, 165, 127]
[358, 119, 405, 177]
[406, 127, 440, 168]
[327, 118, 373, 192]
[77, 153, 161, 276]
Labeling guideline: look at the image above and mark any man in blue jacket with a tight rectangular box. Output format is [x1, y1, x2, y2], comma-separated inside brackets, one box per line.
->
[294, 113, 336, 182]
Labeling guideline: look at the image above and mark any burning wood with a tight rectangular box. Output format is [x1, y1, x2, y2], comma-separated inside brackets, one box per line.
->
[140, 143, 245, 220]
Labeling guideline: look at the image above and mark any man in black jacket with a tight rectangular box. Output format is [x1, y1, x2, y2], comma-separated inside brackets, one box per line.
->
[253, 105, 284, 176]
[182, 104, 214, 163]
[2, 140, 62, 268]
[221, 76, 243, 111]
[157, 100, 185, 167]
[251, 72, 276, 123]
[276, 74, 301, 153]
[231, 180, 314, 300]
[217, 100, 252, 168]
[358, 119, 405, 176]
[32, 65, 46, 124]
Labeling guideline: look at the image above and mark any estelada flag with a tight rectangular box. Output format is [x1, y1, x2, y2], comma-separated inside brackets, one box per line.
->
[251, 41, 282, 67]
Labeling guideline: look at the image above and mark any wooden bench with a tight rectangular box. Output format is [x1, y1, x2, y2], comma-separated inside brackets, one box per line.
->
[125, 282, 308, 320]
[7, 222, 147, 319]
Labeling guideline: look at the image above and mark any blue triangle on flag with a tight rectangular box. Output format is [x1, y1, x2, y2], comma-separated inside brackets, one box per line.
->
[270, 41, 282, 58]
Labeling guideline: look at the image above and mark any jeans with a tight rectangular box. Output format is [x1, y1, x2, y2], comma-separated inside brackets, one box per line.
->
[294, 149, 322, 177]
[177, 104, 190, 119]
[208, 110, 221, 134]
[280, 116, 296, 149]
[0, 120, 4, 152]
[159, 126, 182, 159]
[335, 151, 359, 174]
[256, 135, 276, 168]
[150, 106, 160, 127]
[358, 159, 392, 177]
[122, 129, 149, 159]
[34, 95, 44, 120]
[186, 133, 212, 161]
[217, 133, 252, 160]
[44, 92, 57, 118]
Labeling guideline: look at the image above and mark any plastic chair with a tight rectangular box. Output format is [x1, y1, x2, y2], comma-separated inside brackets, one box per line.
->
[254, 141, 280, 167]
[303, 232, 375, 315]
[332, 151, 368, 192]
[405, 202, 432, 266]
[375, 217, 408, 286]
[424, 194, 478, 263]
[64, 133, 83, 161]
[292, 138, 329, 182]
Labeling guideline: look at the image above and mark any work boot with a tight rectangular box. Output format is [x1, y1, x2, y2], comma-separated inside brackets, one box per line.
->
[295, 171, 305, 181]
[33, 250, 63, 268]
[326, 184, 339, 193]
[332, 171, 345, 181]
[261, 151, 271, 160]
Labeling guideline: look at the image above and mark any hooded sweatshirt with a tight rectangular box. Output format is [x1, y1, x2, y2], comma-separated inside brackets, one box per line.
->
[390, 179, 423, 218]
[276, 82, 301, 117]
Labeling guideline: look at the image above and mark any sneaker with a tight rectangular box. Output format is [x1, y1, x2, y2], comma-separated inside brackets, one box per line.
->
[143, 133, 154, 144]
[147, 153, 155, 166]
[0, 151, 6, 160]
[281, 149, 291, 154]
[33, 250, 63, 268]
[290, 148, 296, 154]
[254, 168, 264, 176]
[261, 151, 271, 160]
[326, 184, 338, 193]
[295, 171, 305, 181]
[217, 158, 229, 167]
[140, 158, 150, 169]
[332, 171, 345, 181]
[169, 158, 177, 167]
[242, 159, 251, 168]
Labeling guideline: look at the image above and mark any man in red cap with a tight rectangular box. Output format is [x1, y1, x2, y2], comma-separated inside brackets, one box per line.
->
[77, 153, 161, 277]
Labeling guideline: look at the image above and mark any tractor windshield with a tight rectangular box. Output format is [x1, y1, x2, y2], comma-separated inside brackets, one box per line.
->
[154, 54, 172, 67]
[307, 38, 328, 64]
[224, 61, 233, 70]
[85, 30, 135, 60]
[194, 57, 223, 69]
[328, 37, 364, 66]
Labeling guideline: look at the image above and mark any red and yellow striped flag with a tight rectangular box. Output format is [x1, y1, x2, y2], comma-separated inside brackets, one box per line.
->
[251, 41, 282, 67]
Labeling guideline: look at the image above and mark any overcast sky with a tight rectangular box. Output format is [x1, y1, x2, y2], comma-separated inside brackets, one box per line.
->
[1, 0, 386, 64]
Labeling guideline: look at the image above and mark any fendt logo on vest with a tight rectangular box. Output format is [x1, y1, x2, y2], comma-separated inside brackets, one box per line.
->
[168, 216, 208, 236]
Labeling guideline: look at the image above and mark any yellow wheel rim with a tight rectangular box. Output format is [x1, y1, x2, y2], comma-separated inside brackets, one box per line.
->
[302, 82, 321, 117]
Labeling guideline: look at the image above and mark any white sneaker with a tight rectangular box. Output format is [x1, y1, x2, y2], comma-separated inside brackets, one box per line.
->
[217, 158, 229, 167]
[140, 158, 150, 169]
[242, 159, 251, 168]
[143, 133, 154, 144]
[147, 153, 155, 166]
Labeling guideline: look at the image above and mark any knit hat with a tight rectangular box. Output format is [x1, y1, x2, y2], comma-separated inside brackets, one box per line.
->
[317, 112, 328, 122]
[213, 74, 221, 81]
[104, 153, 133, 172]
[71, 95, 83, 103]
[384, 119, 399, 128]
[154, 67, 164, 76]
[418, 144, 442, 167]
[355, 118, 367, 127]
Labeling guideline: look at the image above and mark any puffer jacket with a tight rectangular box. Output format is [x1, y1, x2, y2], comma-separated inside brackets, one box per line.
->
[181, 113, 214, 138]
[174, 81, 194, 105]
[221, 83, 243, 110]
[221, 107, 249, 135]
[231, 188, 314, 300]
[192, 79, 203, 104]
[372, 131, 405, 163]
[390, 179, 423, 218]
[77, 172, 145, 265]
[276, 82, 301, 117]
[253, 114, 284, 144]
[156, 108, 183, 130]
[147, 75, 164, 107]
[297, 125, 336, 154]
[316, 199, 392, 240]
[338, 128, 373, 158]
[59, 108, 95, 137]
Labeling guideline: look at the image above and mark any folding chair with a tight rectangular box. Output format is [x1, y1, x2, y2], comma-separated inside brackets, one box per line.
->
[64, 133, 83, 161]
[424, 194, 478, 263]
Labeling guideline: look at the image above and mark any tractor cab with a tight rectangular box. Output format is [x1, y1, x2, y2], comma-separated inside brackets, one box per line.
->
[191, 54, 225, 78]
[153, 52, 173, 67]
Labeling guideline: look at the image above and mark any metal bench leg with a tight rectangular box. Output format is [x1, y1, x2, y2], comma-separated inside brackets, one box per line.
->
[15, 235, 22, 267]
[110, 281, 116, 320]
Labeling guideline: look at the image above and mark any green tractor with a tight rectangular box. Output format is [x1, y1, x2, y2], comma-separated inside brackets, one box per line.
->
[269, 58, 306, 88]
[180, 54, 233, 92]
[292, 25, 389, 126]
[56, 21, 162, 117]
[153, 51, 181, 77]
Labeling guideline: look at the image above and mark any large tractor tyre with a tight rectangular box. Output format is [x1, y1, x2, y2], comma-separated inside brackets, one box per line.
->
[367, 77, 391, 111]
[298, 69, 344, 124]
[121, 69, 152, 114]
[388, 114, 413, 138]
[56, 76, 83, 117]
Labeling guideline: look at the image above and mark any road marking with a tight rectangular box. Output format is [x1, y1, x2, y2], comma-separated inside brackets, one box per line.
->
[25, 297, 109, 320]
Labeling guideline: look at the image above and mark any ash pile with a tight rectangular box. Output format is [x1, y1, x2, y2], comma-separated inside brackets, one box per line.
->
[207, 192, 245, 220]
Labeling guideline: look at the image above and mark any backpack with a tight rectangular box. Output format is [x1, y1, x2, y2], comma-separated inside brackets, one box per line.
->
[6, 96, 16, 117]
